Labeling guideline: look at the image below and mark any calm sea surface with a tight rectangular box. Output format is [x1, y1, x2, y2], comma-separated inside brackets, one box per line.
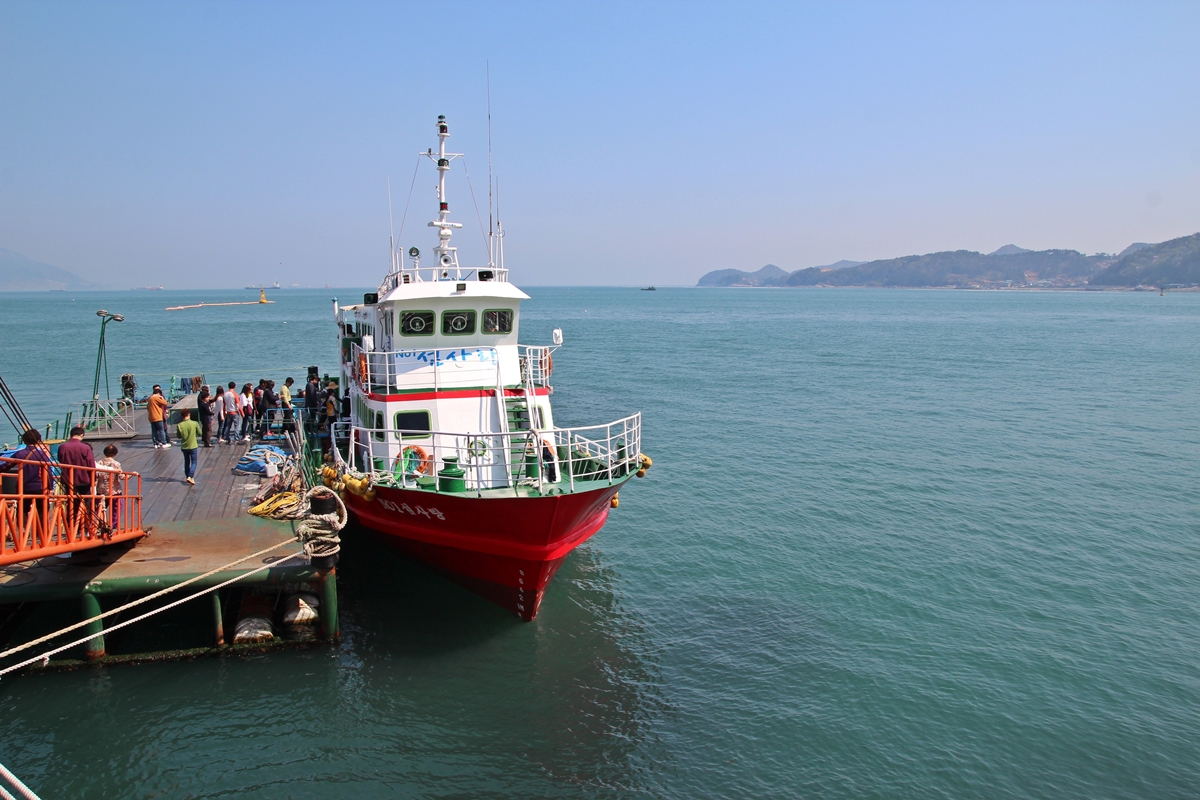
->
[1, 287, 1199, 798]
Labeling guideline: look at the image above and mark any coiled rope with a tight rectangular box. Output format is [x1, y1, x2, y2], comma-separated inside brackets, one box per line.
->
[251, 486, 346, 557]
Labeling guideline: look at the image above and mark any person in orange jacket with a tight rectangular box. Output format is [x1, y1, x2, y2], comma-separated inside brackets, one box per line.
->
[147, 384, 170, 449]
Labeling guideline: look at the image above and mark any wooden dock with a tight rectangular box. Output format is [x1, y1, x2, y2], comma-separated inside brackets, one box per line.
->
[0, 411, 338, 673]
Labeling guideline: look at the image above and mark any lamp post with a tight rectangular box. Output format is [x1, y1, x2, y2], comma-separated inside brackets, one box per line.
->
[92, 310, 125, 407]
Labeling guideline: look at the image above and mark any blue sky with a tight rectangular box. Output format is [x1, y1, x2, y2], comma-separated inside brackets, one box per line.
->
[1, 2, 1197, 287]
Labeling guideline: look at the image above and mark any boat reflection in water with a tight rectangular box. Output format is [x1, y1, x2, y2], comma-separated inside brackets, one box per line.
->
[334, 525, 666, 791]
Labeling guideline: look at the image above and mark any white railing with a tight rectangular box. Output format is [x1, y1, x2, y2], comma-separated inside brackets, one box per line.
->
[335, 412, 641, 496]
[377, 266, 510, 295]
[517, 345, 555, 390]
[69, 399, 138, 438]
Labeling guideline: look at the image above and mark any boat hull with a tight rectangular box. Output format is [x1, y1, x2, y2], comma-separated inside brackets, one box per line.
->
[343, 480, 626, 620]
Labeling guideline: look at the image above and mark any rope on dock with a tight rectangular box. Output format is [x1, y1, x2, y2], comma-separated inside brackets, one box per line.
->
[0, 538, 298, 670]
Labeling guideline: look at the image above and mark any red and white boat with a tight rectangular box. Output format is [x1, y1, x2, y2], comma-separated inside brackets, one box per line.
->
[331, 116, 647, 620]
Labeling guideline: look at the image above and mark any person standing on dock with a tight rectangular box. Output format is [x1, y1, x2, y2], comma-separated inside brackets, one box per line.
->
[304, 374, 320, 432]
[197, 385, 215, 447]
[220, 381, 241, 443]
[57, 425, 96, 530]
[2, 428, 52, 520]
[177, 409, 201, 485]
[147, 384, 170, 448]
[258, 380, 278, 439]
[280, 377, 295, 432]
[239, 383, 254, 442]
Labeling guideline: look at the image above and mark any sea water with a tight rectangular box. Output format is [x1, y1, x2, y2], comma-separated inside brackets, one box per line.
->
[1, 287, 1199, 798]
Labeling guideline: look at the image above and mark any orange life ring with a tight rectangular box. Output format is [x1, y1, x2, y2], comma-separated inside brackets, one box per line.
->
[357, 352, 369, 386]
[395, 445, 432, 475]
[539, 350, 553, 378]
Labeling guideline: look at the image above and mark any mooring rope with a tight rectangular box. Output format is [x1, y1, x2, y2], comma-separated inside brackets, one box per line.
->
[0, 762, 43, 800]
[0, 471, 349, 677]
[0, 538, 297, 666]
[0, 547, 308, 678]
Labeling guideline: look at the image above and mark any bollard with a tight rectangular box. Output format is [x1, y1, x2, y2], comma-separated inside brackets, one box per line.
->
[320, 569, 340, 641]
[81, 592, 105, 661]
[212, 591, 225, 646]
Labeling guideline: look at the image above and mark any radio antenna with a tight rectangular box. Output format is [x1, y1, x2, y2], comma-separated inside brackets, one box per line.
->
[487, 61, 495, 268]
[387, 176, 396, 271]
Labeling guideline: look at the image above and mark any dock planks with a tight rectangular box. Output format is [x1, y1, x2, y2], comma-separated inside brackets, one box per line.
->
[99, 414, 272, 527]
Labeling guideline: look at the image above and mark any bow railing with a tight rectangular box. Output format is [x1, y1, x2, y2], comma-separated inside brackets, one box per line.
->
[336, 412, 641, 496]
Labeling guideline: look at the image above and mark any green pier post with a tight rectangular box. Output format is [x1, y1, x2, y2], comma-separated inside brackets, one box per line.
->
[81, 592, 105, 662]
[321, 569, 340, 641]
[212, 591, 225, 646]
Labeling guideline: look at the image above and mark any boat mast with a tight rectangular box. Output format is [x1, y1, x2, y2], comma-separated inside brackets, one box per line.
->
[423, 115, 463, 278]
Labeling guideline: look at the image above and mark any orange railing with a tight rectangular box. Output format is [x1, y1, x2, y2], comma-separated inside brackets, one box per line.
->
[0, 453, 145, 565]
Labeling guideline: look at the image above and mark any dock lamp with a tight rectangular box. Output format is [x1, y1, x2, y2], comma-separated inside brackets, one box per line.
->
[93, 310, 125, 405]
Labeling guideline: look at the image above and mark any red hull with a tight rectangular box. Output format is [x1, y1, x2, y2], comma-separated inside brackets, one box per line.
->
[344, 481, 625, 619]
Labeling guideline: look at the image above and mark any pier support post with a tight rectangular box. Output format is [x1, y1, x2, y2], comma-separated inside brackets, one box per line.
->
[81, 592, 105, 662]
[320, 569, 339, 641]
[212, 591, 225, 646]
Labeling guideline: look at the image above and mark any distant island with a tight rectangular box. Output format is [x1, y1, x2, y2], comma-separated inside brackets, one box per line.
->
[698, 233, 1200, 289]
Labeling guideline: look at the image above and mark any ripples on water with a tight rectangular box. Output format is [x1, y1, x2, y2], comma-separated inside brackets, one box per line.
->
[2, 287, 1199, 798]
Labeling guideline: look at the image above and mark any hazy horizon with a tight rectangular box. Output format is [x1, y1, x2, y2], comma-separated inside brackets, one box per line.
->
[2, 2, 1197, 289]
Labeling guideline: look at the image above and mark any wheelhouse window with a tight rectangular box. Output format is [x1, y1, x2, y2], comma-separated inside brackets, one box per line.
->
[483, 309, 513, 334]
[394, 410, 432, 439]
[442, 310, 476, 335]
[401, 311, 435, 336]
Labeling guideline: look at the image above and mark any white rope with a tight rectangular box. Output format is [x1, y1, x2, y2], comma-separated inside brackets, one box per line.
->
[0, 538, 297, 664]
[0, 548, 306, 678]
[0, 764, 41, 800]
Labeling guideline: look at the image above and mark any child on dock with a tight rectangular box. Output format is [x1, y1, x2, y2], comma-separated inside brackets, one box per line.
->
[96, 444, 123, 526]
[177, 409, 201, 485]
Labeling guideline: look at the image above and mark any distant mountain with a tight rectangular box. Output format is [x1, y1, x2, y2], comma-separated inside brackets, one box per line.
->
[699, 248, 1111, 288]
[697, 260, 863, 287]
[1117, 242, 1155, 259]
[989, 244, 1031, 256]
[1090, 233, 1200, 286]
[0, 248, 96, 291]
[697, 264, 787, 287]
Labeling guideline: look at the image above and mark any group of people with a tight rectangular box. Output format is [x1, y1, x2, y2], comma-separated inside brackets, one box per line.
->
[146, 375, 340, 486]
[1, 426, 126, 531]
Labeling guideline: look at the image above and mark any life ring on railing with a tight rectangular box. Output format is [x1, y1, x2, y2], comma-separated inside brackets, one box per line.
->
[357, 352, 369, 388]
[466, 439, 488, 459]
[395, 445, 432, 475]
[539, 350, 553, 379]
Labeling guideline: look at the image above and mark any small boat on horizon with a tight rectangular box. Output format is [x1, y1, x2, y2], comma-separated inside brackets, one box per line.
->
[641, 285, 656, 291]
